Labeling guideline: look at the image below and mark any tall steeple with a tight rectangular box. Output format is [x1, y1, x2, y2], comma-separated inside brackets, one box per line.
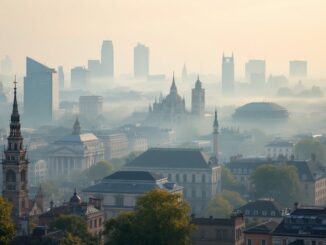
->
[212, 109, 219, 160]
[170, 73, 177, 95]
[72, 117, 81, 135]
[2, 78, 29, 228]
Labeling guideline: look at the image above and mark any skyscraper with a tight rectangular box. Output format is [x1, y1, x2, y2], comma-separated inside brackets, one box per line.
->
[221, 53, 235, 94]
[289, 60, 307, 78]
[87, 59, 101, 78]
[245, 59, 266, 86]
[2, 80, 29, 225]
[191, 76, 205, 117]
[58, 66, 65, 89]
[24, 57, 59, 125]
[134, 43, 149, 78]
[71, 66, 90, 89]
[101, 40, 114, 77]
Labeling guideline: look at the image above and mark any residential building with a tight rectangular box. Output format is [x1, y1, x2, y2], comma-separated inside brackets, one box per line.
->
[245, 60, 266, 86]
[83, 170, 183, 218]
[79, 95, 103, 118]
[289, 60, 307, 78]
[24, 57, 59, 125]
[123, 148, 221, 215]
[134, 43, 149, 78]
[235, 199, 284, 223]
[265, 140, 294, 159]
[244, 220, 279, 245]
[71, 66, 90, 89]
[222, 53, 235, 94]
[191, 213, 245, 245]
[47, 118, 104, 177]
[272, 205, 326, 244]
[228, 157, 326, 205]
[97, 133, 129, 160]
[101, 40, 114, 77]
[39, 190, 104, 236]
[192, 76, 205, 118]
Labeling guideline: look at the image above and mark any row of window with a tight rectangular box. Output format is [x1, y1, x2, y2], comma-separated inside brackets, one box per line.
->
[89, 217, 102, 229]
[168, 173, 209, 183]
[244, 209, 277, 216]
[247, 238, 266, 245]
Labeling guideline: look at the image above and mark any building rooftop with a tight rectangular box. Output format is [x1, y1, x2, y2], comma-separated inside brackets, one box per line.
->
[244, 220, 279, 234]
[58, 133, 98, 143]
[125, 148, 216, 169]
[235, 199, 282, 217]
[103, 171, 164, 182]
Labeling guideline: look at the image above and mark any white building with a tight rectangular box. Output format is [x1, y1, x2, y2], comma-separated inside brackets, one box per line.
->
[47, 119, 104, 177]
[265, 140, 294, 159]
[83, 170, 183, 218]
[123, 148, 221, 215]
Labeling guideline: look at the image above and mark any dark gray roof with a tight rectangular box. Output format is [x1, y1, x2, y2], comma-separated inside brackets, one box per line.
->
[103, 171, 164, 182]
[236, 102, 288, 112]
[236, 199, 282, 217]
[244, 220, 279, 234]
[125, 148, 214, 169]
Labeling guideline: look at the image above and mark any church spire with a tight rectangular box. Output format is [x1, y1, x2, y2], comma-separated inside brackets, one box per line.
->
[10, 77, 21, 138]
[213, 109, 219, 130]
[212, 108, 219, 161]
[72, 117, 81, 135]
[170, 72, 177, 94]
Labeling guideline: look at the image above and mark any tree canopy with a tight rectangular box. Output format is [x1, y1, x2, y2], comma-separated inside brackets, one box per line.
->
[206, 190, 246, 218]
[294, 138, 326, 164]
[0, 197, 15, 245]
[104, 189, 194, 245]
[84, 161, 114, 181]
[221, 167, 243, 192]
[250, 164, 300, 207]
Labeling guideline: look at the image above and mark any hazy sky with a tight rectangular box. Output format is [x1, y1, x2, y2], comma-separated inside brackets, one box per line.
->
[0, 0, 325, 78]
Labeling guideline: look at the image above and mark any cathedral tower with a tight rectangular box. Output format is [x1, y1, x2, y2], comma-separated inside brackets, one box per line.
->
[191, 76, 205, 117]
[2, 79, 29, 224]
[212, 109, 219, 160]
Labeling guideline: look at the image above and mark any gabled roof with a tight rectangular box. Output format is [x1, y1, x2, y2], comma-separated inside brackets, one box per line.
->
[244, 220, 279, 234]
[236, 199, 282, 217]
[125, 148, 215, 169]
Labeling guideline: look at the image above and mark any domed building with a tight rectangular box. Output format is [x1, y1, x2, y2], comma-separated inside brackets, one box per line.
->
[233, 102, 289, 121]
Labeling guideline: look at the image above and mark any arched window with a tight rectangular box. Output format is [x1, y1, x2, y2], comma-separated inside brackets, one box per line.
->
[6, 170, 16, 182]
[21, 170, 26, 182]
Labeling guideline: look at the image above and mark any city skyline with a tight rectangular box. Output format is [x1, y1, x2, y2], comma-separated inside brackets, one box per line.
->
[0, 0, 325, 77]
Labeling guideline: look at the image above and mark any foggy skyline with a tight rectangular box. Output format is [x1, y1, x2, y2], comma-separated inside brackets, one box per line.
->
[0, 0, 325, 77]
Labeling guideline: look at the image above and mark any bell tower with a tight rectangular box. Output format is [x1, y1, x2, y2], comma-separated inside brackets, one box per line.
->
[2, 79, 29, 224]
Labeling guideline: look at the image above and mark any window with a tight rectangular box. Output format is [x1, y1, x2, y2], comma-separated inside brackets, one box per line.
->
[183, 174, 187, 183]
[245, 210, 250, 215]
[115, 196, 124, 207]
[262, 210, 267, 216]
[94, 219, 97, 228]
[192, 174, 196, 183]
[201, 174, 206, 183]
[271, 211, 276, 216]
[99, 218, 102, 226]
[254, 210, 259, 215]
[6, 170, 16, 182]
[261, 240, 266, 245]
[247, 239, 252, 245]
[90, 220, 93, 228]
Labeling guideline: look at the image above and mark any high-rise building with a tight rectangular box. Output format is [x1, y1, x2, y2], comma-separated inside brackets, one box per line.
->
[79, 95, 103, 118]
[191, 76, 205, 117]
[222, 53, 235, 94]
[134, 43, 149, 78]
[71, 66, 90, 89]
[0, 55, 12, 75]
[289, 60, 307, 78]
[24, 57, 59, 125]
[58, 66, 65, 89]
[87, 59, 101, 78]
[101, 40, 114, 77]
[245, 59, 266, 86]
[2, 81, 29, 225]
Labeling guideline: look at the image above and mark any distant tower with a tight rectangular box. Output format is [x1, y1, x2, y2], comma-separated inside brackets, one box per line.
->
[2, 79, 29, 225]
[134, 43, 149, 78]
[101, 40, 114, 77]
[191, 76, 205, 117]
[212, 109, 219, 160]
[182, 64, 188, 82]
[72, 117, 81, 135]
[221, 53, 235, 94]
[58, 66, 65, 89]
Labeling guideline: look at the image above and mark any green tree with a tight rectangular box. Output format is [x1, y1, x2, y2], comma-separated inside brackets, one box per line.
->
[206, 190, 246, 218]
[85, 161, 113, 181]
[104, 189, 194, 245]
[0, 197, 15, 245]
[60, 232, 83, 245]
[221, 167, 242, 192]
[294, 139, 326, 164]
[50, 215, 98, 245]
[251, 164, 300, 207]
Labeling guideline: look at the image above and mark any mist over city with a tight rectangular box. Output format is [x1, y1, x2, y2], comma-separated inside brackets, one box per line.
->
[0, 1, 326, 244]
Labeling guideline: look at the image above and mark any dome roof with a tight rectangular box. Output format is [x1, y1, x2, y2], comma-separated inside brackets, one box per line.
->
[236, 102, 287, 112]
[69, 189, 81, 204]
